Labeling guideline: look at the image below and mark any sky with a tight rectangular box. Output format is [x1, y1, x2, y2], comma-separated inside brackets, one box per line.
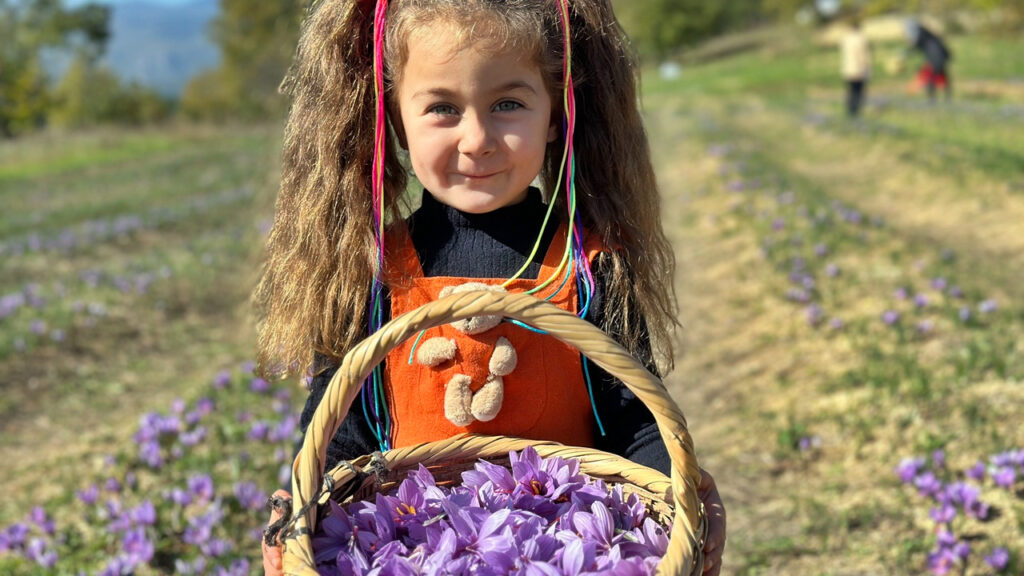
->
[66, 0, 214, 6]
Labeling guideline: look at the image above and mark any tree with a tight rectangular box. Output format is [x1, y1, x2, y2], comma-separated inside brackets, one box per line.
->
[183, 0, 305, 119]
[0, 0, 110, 136]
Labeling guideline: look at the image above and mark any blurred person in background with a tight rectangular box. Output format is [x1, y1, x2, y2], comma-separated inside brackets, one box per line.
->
[904, 18, 953, 102]
[840, 17, 871, 118]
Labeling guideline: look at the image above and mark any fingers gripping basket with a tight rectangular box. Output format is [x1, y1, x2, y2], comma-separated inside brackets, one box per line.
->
[283, 291, 706, 575]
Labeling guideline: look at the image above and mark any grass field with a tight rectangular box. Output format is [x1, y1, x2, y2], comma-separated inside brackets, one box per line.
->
[1, 28, 1022, 575]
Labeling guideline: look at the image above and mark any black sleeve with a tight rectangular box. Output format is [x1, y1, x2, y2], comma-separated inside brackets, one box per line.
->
[296, 355, 380, 475]
[585, 254, 671, 477]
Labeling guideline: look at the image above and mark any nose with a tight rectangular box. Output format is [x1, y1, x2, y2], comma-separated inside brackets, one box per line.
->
[457, 112, 496, 157]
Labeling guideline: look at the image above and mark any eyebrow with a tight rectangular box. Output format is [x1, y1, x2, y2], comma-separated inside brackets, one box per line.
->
[411, 80, 539, 100]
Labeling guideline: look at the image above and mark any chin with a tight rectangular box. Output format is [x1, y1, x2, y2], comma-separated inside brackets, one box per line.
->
[438, 186, 526, 214]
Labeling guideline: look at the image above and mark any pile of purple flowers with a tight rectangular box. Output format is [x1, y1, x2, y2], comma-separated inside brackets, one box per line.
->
[312, 447, 670, 576]
[895, 449, 1020, 574]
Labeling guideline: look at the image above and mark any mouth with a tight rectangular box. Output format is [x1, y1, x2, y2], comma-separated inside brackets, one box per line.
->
[457, 171, 500, 180]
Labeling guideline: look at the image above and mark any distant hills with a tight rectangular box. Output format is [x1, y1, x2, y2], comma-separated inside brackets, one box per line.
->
[102, 0, 220, 96]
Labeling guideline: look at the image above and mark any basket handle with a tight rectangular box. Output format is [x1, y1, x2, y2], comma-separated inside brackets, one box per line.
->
[290, 290, 703, 575]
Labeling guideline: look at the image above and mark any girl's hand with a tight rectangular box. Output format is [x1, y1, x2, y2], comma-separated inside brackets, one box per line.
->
[262, 489, 290, 576]
[698, 468, 727, 576]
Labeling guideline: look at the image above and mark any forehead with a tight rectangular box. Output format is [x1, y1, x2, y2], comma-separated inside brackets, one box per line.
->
[400, 25, 544, 87]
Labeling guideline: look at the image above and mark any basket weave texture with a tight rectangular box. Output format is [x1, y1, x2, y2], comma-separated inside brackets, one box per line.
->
[282, 291, 705, 575]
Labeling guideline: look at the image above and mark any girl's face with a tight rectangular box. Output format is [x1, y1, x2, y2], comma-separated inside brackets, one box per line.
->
[395, 25, 557, 214]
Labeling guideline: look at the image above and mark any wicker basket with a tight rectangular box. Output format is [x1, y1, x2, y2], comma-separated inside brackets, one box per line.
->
[282, 290, 706, 575]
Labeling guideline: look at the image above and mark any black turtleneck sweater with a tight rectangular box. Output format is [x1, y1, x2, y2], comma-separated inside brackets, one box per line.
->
[297, 189, 670, 476]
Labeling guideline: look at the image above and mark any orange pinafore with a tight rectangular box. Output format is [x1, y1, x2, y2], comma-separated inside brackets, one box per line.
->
[383, 221, 603, 448]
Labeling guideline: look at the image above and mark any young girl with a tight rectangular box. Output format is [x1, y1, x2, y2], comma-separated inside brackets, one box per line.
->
[258, 0, 725, 573]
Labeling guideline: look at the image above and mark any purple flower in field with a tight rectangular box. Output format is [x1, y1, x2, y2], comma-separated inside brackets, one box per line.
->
[958, 307, 972, 322]
[195, 397, 215, 416]
[28, 507, 54, 535]
[829, 317, 844, 330]
[882, 310, 901, 326]
[105, 476, 122, 493]
[915, 472, 943, 498]
[172, 398, 186, 414]
[234, 482, 267, 511]
[914, 293, 929, 309]
[966, 499, 990, 520]
[122, 527, 155, 565]
[932, 450, 945, 468]
[77, 484, 100, 505]
[916, 320, 934, 334]
[166, 488, 193, 507]
[785, 288, 811, 303]
[213, 370, 231, 389]
[952, 540, 970, 561]
[131, 501, 157, 526]
[25, 537, 57, 568]
[771, 218, 784, 231]
[215, 559, 251, 576]
[814, 243, 828, 257]
[825, 263, 840, 277]
[992, 467, 1016, 489]
[927, 547, 958, 575]
[30, 320, 47, 335]
[798, 435, 820, 451]
[268, 416, 298, 443]
[929, 504, 956, 524]
[978, 299, 998, 314]
[139, 440, 163, 469]
[3, 523, 28, 548]
[985, 547, 1009, 571]
[201, 537, 234, 557]
[893, 287, 908, 301]
[188, 474, 215, 501]
[936, 529, 955, 549]
[896, 457, 926, 484]
[966, 461, 986, 481]
[805, 305, 824, 327]
[179, 426, 207, 447]
[250, 377, 271, 394]
[930, 277, 947, 291]
[240, 361, 256, 375]
[248, 421, 270, 441]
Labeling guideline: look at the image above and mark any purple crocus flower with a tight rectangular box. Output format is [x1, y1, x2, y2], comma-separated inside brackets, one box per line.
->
[29, 506, 55, 535]
[233, 482, 267, 511]
[825, 263, 840, 277]
[978, 299, 998, 314]
[25, 537, 57, 568]
[914, 293, 929, 309]
[77, 484, 100, 505]
[131, 501, 157, 526]
[958, 307, 972, 322]
[897, 455, 929, 481]
[914, 472, 942, 498]
[213, 370, 231, 389]
[931, 450, 945, 469]
[882, 310, 900, 326]
[985, 547, 1009, 571]
[187, 474, 215, 501]
[992, 467, 1016, 489]
[250, 377, 271, 393]
[952, 540, 970, 561]
[964, 461, 986, 481]
[122, 527, 155, 565]
[805, 304, 824, 327]
[930, 277, 947, 291]
[829, 317, 844, 330]
[929, 504, 956, 524]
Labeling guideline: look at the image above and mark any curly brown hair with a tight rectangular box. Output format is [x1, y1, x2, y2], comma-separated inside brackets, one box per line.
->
[255, 0, 677, 379]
